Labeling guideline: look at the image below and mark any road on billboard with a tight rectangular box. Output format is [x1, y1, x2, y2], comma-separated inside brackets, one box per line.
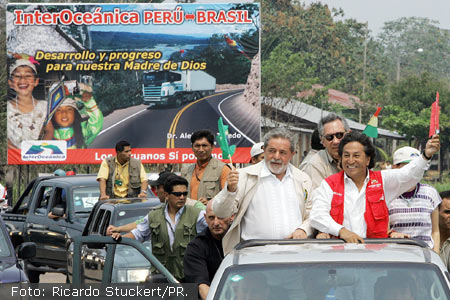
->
[89, 89, 260, 149]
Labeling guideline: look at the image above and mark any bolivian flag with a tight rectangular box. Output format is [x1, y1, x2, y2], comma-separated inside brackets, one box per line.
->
[363, 107, 382, 138]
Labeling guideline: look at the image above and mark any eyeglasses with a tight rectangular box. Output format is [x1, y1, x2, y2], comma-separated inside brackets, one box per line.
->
[170, 191, 188, 197]
[323, 132, 345, 141]
[11, 74, 35, 82]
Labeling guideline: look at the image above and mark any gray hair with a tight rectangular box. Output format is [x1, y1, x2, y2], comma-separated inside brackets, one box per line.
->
[263, 128, 296, 152]
[317, 113, 350, 137]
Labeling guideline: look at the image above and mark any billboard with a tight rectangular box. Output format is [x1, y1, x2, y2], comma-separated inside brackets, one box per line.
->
[6, 3, 260, 164]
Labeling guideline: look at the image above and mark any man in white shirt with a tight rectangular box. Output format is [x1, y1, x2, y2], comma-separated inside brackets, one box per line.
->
[212, 128, 313, 254]
[310, 131, 440, 243]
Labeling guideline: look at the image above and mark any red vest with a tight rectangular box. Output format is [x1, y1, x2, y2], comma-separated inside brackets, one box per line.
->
[325, 170, 389, 238]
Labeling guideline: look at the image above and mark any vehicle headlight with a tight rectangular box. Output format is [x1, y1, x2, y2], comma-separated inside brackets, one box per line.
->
[116, 269, 150, 283]
[161, 90, 166, 96]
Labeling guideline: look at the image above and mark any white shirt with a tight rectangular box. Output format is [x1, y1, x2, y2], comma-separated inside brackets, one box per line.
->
[131, 205, 206, 250]
[241, 162, 302, 240]
[310, 155, 430, 237]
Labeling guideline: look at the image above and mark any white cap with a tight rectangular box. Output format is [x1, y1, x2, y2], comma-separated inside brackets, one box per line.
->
[9, 59, 37, 76]
[250, 142, 264, 158]
[59, 97, 78, 110]
[393, 146, 420, 165]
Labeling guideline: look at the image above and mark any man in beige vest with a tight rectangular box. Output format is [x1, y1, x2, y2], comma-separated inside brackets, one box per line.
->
[212, 128, 313, 254]
[300, 113, 350, 190]
[181, 129, 231, 205]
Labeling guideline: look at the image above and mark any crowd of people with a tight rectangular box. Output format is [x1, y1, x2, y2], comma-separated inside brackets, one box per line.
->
[94, 117, 444, 299]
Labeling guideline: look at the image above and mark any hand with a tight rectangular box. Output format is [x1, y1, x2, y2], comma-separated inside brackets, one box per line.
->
[338, 228, 364, 243]
[111, 232, 122, 241]
[99, 195, 110, 200]
[227, 169, 239, 192]
[198, 197, 208, 205]
[138, 192, 147, 198]
[424, 135, 440, 158]
[106, 225, 119, 236]
[79, 83, 93, 102]
[389, 231, 410, 239]
[286, 228, 307, 239]
[316, 232, 331, 239]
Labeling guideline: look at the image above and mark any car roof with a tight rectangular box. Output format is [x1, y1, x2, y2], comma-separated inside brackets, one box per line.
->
[99, 198, 161, 209]
[224, 239, 444, 267]
[38, 174, 98, 186]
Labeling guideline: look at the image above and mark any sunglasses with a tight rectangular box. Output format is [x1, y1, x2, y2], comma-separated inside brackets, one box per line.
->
[170, 191, 188, 197]
[323, 132, 345, 141]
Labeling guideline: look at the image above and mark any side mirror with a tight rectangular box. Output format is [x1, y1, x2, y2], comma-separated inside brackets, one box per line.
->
[51, 207, 65, 217]
[18, 242, 36, 259]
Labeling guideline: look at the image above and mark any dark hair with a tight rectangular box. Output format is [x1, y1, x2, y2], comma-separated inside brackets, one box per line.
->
[191, 129, 215, 146]
[440, 190, 450, 201]
[115, 140, 130, 153]
[164, 175, 189, 194]
[51, 109, 86, 149]
[338, 131, 376, 169]
[311, 129, 324, 150]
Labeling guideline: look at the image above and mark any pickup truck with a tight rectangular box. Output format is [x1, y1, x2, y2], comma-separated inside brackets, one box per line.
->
[2, 175, 100, 282]
[66, 198, 161, 283]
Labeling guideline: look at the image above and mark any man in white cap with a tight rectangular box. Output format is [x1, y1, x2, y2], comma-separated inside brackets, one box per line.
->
[388, 146, 441, 252]
[249, 142, 264, 164]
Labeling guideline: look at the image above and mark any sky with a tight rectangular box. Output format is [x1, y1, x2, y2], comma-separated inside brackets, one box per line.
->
[302, 0, 450, 36]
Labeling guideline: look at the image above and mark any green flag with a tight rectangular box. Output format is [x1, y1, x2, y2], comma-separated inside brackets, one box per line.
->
[217, 117, 236, 161]
[362, 107, 382, 138]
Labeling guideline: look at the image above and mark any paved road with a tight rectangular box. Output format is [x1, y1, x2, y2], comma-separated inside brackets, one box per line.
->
[89, 89, 260, 149]
[39, 272, 66, 283]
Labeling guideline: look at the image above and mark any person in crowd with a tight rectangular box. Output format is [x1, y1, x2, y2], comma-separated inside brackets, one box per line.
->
[374, 274, 416, 300]
[249, 142, 264, 164]
[111, 175, 207, 282]
[107, 172, 205, 236]
[212, 128, 313, 254]
[388, 146, 441, 252]
[51, 83, 103, 149]
[310, 131, 440, 243]
[300, 113, 350, 190]
[53, 169, 66, 176]
[184, 201, 233, 299]
[299, 129, 324, 169]
[97, 140, 147, 200]
[181, 130, 231, 205]
[439, 190, 450, 270]
[7, 57, 54, 149]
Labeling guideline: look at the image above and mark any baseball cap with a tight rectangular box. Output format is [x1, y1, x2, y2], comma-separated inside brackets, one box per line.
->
[250, 142, 264, 158]
[149, 171, 173, 186]
[10, 59, 37, 76]
[393, 146, 420, 165]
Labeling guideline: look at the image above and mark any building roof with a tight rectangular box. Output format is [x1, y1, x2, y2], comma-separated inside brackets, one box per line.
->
[263, 97, 404, 139]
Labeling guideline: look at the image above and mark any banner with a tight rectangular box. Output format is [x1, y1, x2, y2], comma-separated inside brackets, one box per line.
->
[6, 3, 260, 164]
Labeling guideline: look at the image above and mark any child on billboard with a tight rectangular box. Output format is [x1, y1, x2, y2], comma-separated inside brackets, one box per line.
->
[7, 56, 54, 149]
[51, 82, 103, 149]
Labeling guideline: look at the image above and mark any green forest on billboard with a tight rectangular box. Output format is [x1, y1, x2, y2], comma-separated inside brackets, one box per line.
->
[1, 0, 449, 168]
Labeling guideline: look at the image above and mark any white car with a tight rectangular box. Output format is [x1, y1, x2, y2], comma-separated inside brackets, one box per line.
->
[207, 239, 450, 300]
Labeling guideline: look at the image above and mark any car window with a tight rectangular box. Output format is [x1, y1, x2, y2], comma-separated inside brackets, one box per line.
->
[111, 242, 152, 283]
[73, 186, 100, 214]
[100, 211, 111, 236]
[33, 186, 53, 216]
[215, 263, 450, 300]
[0, 227, 12, 257]
[115, 208, 152, 227]
[50, 188, 67, 212]
[91, 209, 105, 234]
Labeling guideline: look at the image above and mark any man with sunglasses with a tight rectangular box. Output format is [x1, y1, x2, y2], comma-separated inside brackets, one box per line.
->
[112, 175, 207, 282]
[301, 113, 350, 190]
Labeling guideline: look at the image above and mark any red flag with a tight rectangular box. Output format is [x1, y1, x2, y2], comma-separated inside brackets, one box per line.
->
[429, 92, 440, 137]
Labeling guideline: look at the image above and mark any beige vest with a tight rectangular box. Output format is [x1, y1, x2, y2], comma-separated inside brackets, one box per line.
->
[181, 157, 225, 200]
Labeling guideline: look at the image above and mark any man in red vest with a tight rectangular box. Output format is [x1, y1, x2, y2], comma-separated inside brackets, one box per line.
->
[310, 131, 440, 243]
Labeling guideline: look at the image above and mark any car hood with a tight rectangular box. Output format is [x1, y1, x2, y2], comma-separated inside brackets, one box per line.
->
[0, 258, 26, 283]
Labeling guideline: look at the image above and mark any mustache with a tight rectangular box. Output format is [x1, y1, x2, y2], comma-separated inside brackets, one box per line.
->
[270, 159, 283, 164]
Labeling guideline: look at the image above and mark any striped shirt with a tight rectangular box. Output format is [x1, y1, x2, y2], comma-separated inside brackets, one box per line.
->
[389, 183, 441, 248]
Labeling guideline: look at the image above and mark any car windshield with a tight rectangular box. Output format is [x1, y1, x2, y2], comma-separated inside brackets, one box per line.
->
[215, 263, 450, 300]
[143, 72, 167, 84]
[0, 227, 12, 257]
[73, 186, 100, 214]
[115, 208, 153, 227]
